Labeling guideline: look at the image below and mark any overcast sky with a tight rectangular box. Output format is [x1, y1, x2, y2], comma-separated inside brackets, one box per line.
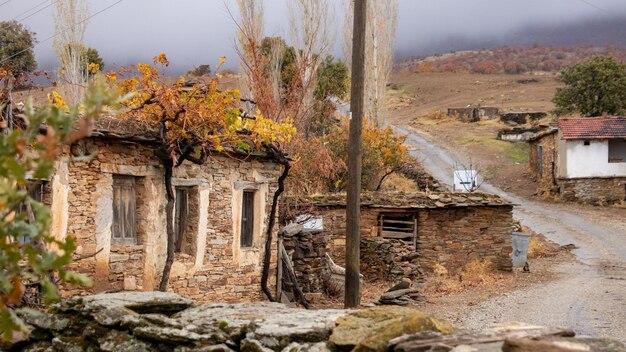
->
[2, 0, 626, 74]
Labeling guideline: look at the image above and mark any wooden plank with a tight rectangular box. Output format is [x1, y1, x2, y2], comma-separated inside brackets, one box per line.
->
[382, 219, 414, 225]
[413, 217, 418, 249]
[382, 225, 413, 231]
[276, 237, 283, 301]
[381, 231, 415, 239]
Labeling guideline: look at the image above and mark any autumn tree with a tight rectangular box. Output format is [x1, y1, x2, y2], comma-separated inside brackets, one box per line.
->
[553, 56, 626, 116]
[0, 21, 37, 78]
[82, 47, 104, 75]
[324, 118, 410, 191]
[0, 70, 116, 339]
[53, 0, 89, 105]
[343, 0, 398, 126]
[114, 54, 294, 296]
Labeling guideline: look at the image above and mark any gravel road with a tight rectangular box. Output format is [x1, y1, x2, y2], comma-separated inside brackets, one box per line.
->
[394, 125, 626, 341]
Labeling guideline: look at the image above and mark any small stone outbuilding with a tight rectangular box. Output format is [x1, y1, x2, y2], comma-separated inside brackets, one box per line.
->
[529, 117, 626, 204]
[285, 192, 513, 293]
[45, 117, 282, 302]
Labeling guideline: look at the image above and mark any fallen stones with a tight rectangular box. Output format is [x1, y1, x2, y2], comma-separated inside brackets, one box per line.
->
[377, 281, 425, 306]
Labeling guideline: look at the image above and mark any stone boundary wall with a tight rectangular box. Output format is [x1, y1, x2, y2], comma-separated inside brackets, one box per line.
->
[559, 177, 626, 205]
[501, 111, 547, 125]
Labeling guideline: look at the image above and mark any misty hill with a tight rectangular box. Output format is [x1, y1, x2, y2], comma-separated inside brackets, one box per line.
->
[396, 15, 626, 59]
[398, 45, 626, 75]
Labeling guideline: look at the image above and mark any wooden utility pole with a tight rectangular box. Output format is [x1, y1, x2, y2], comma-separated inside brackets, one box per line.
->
[345, 0, 367, 308]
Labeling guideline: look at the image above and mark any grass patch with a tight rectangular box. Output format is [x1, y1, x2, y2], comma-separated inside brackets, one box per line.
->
[506, 143, 529, 163]
[453, 136, 529, 163]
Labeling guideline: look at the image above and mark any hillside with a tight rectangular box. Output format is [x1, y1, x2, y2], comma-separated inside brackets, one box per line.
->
[396, 15, 626, 60]
[398, 45, 626, 75]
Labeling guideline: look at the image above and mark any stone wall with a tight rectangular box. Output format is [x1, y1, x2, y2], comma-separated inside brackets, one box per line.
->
[55, 137, 282, 302]
[282, 231, 328, 293]
[501, 112, 547, 125]
[321, 205, 513, 276]
[558, 177, 626, 205]
[417, 207, 513, 273]
[360, 237, 421, 282]
[529, 132, 558, 196]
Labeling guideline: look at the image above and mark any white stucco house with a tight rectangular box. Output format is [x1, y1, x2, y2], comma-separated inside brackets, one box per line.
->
[529, 117, 626, 204]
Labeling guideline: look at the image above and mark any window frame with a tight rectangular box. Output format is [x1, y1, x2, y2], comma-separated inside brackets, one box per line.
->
[240, 190, 255, 248]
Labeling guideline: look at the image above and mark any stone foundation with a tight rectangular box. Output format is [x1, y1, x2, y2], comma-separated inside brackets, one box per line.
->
[282, 231, 328, 293]
[559, 177, 626, 205]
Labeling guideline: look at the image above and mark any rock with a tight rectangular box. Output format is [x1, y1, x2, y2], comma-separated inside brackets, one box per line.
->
[98, 329, 154, 352]
[21, 341, 55, 352]
[133, 325, 230, 346]
[385, 281, 411, 292]
[329, 306, 453, 352]
[176, 302, 345, 348]
[51, 336, 85, 352]
[282, 341, 331, 352]
[59, 291, 192, 318]
[241, 337, 275, 352]
[280, 223, 304, 237]
[502, 337, 592, 351]
[380, 288, 420, 301]
[174, 344, 236, 352]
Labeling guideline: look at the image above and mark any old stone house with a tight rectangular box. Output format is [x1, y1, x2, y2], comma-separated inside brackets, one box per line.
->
[284, 192, 513, 293]
[45, 117, 282, 302]
[529, 117, 626, 204]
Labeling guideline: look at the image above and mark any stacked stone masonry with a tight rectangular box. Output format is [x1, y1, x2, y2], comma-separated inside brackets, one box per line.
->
[53, 135, 282, 302]
[286, 193, 513, 289]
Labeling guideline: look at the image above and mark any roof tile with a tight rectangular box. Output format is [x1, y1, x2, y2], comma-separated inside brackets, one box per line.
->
[558, 117, 626, 140]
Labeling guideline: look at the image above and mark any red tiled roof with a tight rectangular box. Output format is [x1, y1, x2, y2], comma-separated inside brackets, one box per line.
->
[558, 117, 626, 140]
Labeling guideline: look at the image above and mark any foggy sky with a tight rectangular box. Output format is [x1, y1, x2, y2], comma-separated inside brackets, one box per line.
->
[2, 0, 626, 74]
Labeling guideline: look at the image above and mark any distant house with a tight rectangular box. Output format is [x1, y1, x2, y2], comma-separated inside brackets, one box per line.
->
[529, 117, 626, 204]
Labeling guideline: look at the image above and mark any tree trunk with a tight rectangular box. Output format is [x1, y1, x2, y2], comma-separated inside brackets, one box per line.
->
[159, 158, 176, 291]
[260, 146, 290, 302]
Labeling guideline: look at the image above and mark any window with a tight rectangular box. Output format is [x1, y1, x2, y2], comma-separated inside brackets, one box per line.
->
[112, 176, 137, 244]
[584, 140, 590, 146]
[379, 213, 416, 241]
[17, 181, 46, 244]
[538, 145, 543, 176]
[174, 187, 189, 253]
[608, 139, 626, 163]
[240, 190, 255, 248]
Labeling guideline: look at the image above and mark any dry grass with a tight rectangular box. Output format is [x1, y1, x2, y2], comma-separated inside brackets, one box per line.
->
[527, 233, 561, 259]
[423, 259, 504, 296]
[379, 173, 420, 193]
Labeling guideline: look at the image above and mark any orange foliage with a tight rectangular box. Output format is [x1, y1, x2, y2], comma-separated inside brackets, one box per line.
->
[115, 54, 294, 159]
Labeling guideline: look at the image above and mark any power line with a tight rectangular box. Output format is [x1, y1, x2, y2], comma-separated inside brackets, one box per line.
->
[0, 0, 12, 8]
[576, 0, 613, 16]
[11, 0, 50, 20]
[15, 1, 60, 22]
[0, 0, 125, 66]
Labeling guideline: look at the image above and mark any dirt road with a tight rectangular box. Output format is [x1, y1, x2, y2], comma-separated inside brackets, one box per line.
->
[394, 125, 626, 341]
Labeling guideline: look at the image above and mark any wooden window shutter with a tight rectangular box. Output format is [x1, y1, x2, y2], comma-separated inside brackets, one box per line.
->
[240, 191, 255, 247]
[174, 188, 189, 252]
[112, 176, 136, 244]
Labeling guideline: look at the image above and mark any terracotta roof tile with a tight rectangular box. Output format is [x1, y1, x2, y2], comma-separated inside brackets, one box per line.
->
[558, 117, 626, 140]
